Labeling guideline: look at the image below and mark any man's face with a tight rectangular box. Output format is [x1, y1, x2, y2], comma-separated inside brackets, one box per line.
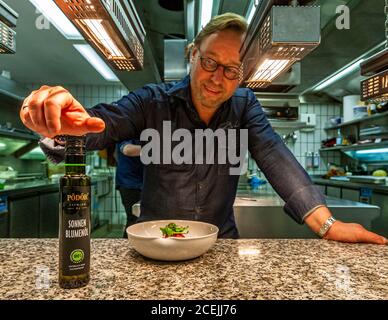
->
[190, 29, 244, 110]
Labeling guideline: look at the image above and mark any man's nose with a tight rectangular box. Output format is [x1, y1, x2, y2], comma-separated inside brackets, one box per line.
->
[210, 66, 224, 83]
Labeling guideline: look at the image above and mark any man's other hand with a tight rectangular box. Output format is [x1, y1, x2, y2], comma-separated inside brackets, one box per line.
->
[305, 206, 387, 245]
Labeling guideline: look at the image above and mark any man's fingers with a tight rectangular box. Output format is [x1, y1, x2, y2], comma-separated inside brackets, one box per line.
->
[43, 99, 62, 135]
[325, 221, 387, 245]
[21, 109, 35, 131]
[84, 117, 105, 133]
[43, 88, 75, 135]
[61, 115, 105, 136]
[22, 111, 53, 137]
[21, 85, 104, 137]
[360, 229, 387, 245]
[29, 95, 48, 129]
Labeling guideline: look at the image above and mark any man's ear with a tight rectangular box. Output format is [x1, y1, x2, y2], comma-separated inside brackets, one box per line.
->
[190, 46, 198, 63]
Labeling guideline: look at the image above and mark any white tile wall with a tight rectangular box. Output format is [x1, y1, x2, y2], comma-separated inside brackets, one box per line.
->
[284, 102, 342, 175]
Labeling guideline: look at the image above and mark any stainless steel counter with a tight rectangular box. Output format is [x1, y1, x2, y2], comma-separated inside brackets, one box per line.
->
[0, 175, 114, 238]
[130, 184, 381, 239]
[311, 176, 388, 194]
[0, 175, 113, 197]
[234, 184, 381, 238]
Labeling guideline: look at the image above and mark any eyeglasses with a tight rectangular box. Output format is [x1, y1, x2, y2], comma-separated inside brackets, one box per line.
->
[197, 48, 241, 81]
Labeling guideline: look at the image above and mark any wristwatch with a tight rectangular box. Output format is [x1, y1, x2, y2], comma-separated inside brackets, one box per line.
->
[318, 216, 336, 238]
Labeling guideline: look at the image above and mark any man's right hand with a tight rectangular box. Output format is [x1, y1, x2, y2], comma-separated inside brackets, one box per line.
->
[20, 85, 105, 138]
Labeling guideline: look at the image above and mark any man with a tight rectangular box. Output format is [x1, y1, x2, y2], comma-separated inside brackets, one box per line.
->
[20, 13, 386, 244]
[115, 140, 143, 238]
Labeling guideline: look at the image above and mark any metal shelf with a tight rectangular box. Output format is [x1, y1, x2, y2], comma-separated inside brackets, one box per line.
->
[319, 146, 343, 151]
[269, 119, 314, 130]
[320, 141, 388, 152]
[324, 111, 388, 130]
[0, 128, 40, 141]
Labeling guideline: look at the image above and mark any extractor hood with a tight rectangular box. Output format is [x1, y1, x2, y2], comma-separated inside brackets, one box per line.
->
[241, 4, 320, 89]
[54, 0, 146, 71]
[256, 92, 300, 121]
[164, 39, 188, 82]
[255, 92, 314, 133]
[0, 0, 18, 54]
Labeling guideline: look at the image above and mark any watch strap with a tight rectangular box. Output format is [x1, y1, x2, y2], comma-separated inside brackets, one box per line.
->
[318, 216, 336, 238]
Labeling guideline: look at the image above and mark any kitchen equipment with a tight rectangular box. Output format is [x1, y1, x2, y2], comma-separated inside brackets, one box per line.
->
[0, 166, 17, 180]
[0, 0, 18, 54]
[347, 175, 387, 185]
[54, 0, 145, 71]
[329, 176, 350, 181]
[353, 106, 368, 119]
[126, 220, 218, 261]
[343, 95, 361, 122]
[241, 4, 320, 89]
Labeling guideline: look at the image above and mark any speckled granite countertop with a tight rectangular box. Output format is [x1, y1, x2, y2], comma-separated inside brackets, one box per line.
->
[0, 239, 387, 300]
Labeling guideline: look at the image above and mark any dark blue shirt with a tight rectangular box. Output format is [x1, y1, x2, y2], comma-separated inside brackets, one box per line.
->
[43, 75, 326, 238]
[115, 139, 144, 190]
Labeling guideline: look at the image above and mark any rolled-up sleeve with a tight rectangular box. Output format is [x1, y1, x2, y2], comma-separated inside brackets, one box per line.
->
[242, 90, 326, 224]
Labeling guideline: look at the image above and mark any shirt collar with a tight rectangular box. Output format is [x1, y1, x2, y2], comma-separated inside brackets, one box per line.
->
[166, 75, 191, 101]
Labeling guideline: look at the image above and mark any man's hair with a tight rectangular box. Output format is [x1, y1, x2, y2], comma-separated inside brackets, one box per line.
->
[186, 12, 248, 57]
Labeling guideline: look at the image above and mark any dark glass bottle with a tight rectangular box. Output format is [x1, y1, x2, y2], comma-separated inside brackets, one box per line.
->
[59, 135, 91, 289]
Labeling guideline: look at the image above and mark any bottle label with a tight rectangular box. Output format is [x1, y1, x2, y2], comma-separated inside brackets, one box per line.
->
[60, 186, 90, 277]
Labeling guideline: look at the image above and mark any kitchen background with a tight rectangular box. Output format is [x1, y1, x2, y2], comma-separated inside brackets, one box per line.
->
[1, 0, 388, 239]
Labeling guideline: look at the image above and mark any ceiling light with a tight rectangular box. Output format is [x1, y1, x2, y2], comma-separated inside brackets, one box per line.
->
[81, 19, 124, 58]
[249, 58, 292, 85]
[356, 148, 388, 154]
[309, 40, 386, 94]
[55, 0, 145, 71]
[199, 0, 213, 31]
[74, 44, 119, 82]
[313, 59, 365, 92]
[242, 6, 321, 89]
[246, 0, 261, 24]
[29, 0, 83, 40]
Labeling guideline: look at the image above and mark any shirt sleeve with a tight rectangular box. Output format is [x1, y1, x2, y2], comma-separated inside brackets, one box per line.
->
[118, 139, 139, 154]
[241, 90, 326, 224]
[84, 86, 153, 150]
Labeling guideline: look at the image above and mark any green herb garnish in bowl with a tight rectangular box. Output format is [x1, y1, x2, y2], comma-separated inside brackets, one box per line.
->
[160, 223, 189, 238]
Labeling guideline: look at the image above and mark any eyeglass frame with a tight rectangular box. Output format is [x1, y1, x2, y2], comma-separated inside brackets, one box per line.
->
[195, 47, 242, 81]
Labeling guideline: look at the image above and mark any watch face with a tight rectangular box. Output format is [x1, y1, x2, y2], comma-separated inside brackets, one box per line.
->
[318, 217, 336, 237]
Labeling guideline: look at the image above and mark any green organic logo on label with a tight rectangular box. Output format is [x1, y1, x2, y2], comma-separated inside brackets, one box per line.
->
[70, 249, 84, 263]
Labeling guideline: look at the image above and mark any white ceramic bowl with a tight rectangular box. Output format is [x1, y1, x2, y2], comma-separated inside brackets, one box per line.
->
[126, 220, 219, 261]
